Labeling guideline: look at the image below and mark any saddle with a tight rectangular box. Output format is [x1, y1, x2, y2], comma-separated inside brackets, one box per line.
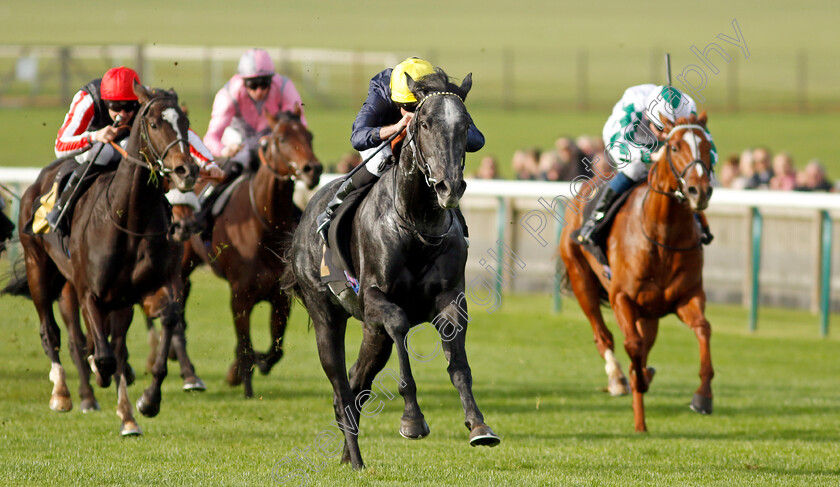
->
[571, 180, 643, 267]
[320, 183, 374, 298]
[30, 158, 103, 235]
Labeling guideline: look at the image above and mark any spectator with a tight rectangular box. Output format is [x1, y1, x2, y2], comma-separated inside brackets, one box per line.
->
[769, 152, 797, 191]
[748, 147, 774, 189]
[538, 151, 563, 181]
[474, 155, 500, 179]
[555, 136, 586, 180]
[335, 151, 361, 174]
[796, 159, 833, 192]
[513, 147, 540, 180]
[717, 155, 741, 188]
[731, 148, 754, 189]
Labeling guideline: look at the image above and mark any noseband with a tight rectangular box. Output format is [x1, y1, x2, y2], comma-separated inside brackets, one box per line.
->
[257, 130, 301, 183]
[404, 91, 467, 187]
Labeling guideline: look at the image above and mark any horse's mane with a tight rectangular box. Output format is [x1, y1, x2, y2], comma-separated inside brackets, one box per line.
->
[411, 67, 468, 101]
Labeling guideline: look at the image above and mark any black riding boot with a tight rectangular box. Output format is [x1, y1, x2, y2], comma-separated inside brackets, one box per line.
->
[45, 162, 102, 236]
[316, 166, 378, 242]
[576, 186, 621, 246]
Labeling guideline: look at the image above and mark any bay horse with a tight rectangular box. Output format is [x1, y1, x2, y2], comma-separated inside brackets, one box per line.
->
[559, 113, 715, 432]
[18, 83, 199, 435]
[284, 69, 500, 469]
[182, 107, 322, 398]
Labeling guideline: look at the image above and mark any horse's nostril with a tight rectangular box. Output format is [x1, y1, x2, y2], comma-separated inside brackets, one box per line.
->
[688, 186, 699, 196]
[174, 165, 187, 177]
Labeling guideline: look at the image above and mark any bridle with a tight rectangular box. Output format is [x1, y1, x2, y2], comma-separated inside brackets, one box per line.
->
[249, 117, 307, 231]
[648, 124, 711, 202]
[404, 91, 466, 188]
[109, 95, 190, 178]
[641, 123, 712, 251]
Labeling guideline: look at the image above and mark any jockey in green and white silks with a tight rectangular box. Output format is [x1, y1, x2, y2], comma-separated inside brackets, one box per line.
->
[577, 84, 717, 246]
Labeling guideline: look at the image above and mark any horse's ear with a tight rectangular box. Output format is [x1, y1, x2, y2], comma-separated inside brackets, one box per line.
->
[180, 103, 189, 117]
[460, 73, 472, 99]
[405, 72, 420, 99]
[134, 81, 151, 104]
[292, 102, 302, 118]
[265, 110, 278, 129]
[658, 113, 674, 133]
[697, 110, 708, 128]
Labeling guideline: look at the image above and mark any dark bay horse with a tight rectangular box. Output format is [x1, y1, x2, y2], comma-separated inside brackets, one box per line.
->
[285, 69, 500, 469]
[560, 113, 715, 432]
[182, 108, 322, 398]
[18, 83, 199, 435]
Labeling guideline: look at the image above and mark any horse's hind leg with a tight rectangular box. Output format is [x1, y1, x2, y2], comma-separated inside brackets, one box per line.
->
[561, 246, 629, 396]
[311, 305, 363, 468]
[111, 308, 141, 436]
[348, 323, 395, 412]
[676, 293, 714, 415]
[80, 293, 116, 388]
[23, 242, 71, 412]
[256, 290, 290, 375]
[435, 293, 500, 447]
[57, 283, 99, 412]
[363, 288, 428, 441]
[169, 317, 206, 392]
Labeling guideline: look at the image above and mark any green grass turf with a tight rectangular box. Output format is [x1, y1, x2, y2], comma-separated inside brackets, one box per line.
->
[0, 270, 838, 486]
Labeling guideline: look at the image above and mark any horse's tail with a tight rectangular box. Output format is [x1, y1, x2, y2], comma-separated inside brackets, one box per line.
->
[278, 233, 300, 299]
[1, 255, 31, 298]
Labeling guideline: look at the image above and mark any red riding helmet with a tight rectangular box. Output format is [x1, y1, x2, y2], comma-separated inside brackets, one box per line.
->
[101, 67, 141, 101]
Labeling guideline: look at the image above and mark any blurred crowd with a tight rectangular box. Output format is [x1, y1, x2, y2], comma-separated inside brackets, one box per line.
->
[717, 147, 833, 192]
[326, 137, 835, 193]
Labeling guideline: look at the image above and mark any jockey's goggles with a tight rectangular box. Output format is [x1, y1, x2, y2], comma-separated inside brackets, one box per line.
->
[106, 100, 140, 113]
[244, 76, 272, 90]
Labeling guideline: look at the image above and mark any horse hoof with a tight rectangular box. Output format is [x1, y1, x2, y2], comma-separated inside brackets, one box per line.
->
[399, 418, 430, 440]
[80, 398, 100, 413]
[120, 421, 143, 437]
[226, 364, 242, 386]
[469, 424, 501, 447]
[183, 377, 207, 392]
[645, 367, 656, 386]
[608, 376, 630, 396]
[690, 393, 713, 415]
[49, 395, 72, 412]
[136, 394, 160, 418]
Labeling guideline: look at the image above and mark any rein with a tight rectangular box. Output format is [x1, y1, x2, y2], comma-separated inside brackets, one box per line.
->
[641, 123, 711, 252]
[248, 122, 304, 232]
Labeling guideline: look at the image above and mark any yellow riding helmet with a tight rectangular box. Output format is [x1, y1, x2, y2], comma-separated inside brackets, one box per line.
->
[390, 57, 435, 104]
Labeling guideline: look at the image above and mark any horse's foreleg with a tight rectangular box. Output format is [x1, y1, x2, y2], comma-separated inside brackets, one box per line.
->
[170, 316, 205, 392]
[434, 294, 501, 448]
[229, 295, 256, 398]
[348, 323, 394, 403]
[612, 292, 647, 432]
[111, 308, 141, 436]
[676, 293, 714, 415]
[257, 291, 290, 375]
[138, 298, 177, 418]
[364, 288, 427, 441]
[562, 248, 628, 396]
[25, 248, 71, 412]
[58, 283, 99, 412]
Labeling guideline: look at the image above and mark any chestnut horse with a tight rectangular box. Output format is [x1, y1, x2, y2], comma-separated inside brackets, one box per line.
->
[559, 113, 715, 432]
[182, 108, 322, 398]
[18, 84, 199, 435]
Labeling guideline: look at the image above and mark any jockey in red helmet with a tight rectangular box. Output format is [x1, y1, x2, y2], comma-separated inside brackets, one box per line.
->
[46, 66, 221, 235]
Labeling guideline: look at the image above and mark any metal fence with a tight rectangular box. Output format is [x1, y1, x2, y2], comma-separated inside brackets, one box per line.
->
[1, 44, 838, 112]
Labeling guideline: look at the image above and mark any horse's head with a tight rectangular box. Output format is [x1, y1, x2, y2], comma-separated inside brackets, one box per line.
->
[405, 69, 472, 209]
[260, 105, 323, 189]
[653, 112, 714, 211]
[132, 83, 199, 192]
